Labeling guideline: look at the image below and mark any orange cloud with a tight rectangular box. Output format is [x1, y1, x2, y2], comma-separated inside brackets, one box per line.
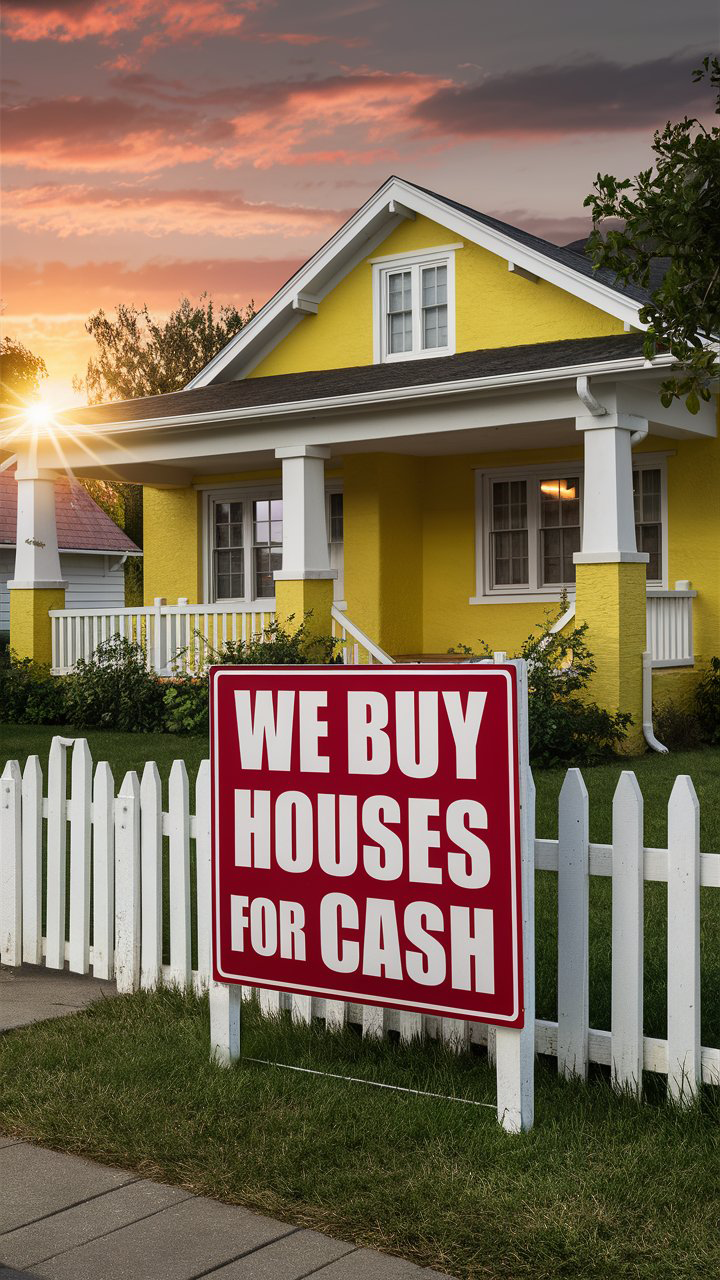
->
[1, 0, 253, 44]
[2, 183, 348, 239]
[2, 72, 450, 172]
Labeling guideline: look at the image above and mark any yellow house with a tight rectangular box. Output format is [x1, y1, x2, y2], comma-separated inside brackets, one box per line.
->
[5, 177, 719, 752]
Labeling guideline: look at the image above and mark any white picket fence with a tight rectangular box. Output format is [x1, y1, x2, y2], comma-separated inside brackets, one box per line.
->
[1, 738, 718, 1102]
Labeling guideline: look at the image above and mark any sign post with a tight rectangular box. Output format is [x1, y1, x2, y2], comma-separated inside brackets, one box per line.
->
[209, 661, 534, 1132]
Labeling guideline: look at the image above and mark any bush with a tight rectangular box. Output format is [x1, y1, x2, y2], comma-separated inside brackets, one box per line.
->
[163, 616, 339, 736]
[696, 656, 720, 744]
[652, 702, 703, 750]
[0, 654, 68, 725]
[64, 636, 166, 733]
[451, 607, 632, 767]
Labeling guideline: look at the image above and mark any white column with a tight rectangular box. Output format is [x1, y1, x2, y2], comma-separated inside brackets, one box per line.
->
[8, 463, 67, 589]
[273, 444, 336, 582]
[573, 413, 649, 565]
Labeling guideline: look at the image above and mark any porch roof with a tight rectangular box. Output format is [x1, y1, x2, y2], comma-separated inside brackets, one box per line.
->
[55, 333, 650, 430]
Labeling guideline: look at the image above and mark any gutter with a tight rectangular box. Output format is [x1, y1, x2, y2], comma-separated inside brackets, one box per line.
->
[40, 352, 676, 442]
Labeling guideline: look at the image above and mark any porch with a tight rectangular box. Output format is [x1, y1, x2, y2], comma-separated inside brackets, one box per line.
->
[3, 334, 717, 752]
[47, 583, 697, 676]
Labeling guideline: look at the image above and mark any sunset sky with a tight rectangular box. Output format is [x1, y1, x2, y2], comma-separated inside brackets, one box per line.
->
[2, 0, 717, 404]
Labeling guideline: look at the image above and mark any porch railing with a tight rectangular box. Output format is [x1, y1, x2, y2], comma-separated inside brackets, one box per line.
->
[50, 598, 276, 676]
[646, 584, 696, 668]
[330, 605, 394, 665]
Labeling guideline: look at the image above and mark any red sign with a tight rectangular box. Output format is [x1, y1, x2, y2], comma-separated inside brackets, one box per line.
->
[211, 665, 524, 1027]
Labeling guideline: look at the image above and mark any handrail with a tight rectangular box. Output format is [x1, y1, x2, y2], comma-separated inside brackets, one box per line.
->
[331, 605, 394, 665]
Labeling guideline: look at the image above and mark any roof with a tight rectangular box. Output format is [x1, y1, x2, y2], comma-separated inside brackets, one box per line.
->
[564, 235, 671, 296]
[0, 467, 141, 554]
[185, 175, 650, 389]
[54, 333, 649, 429]
[401, 179, 651, 305]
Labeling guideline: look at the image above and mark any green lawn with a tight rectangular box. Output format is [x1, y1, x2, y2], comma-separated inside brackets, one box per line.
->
[0, 987, 718, 1280]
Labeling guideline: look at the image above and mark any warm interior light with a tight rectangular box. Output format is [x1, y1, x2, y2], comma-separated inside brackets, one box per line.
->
[540, 479, 576, 500]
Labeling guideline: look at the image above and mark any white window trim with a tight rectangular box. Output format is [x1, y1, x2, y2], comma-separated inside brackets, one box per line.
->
[202, 480, 345, 607]
[372, 247, 457, 364]
[202, 482, 282, 608]
[471, 456, 668, 604]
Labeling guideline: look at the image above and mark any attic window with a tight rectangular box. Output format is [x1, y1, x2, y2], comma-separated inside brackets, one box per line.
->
[372, 247, 456, 363]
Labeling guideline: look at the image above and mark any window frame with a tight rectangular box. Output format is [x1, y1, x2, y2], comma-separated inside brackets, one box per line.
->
[472, 457, 668, 604]
[371, 245, 459, 364]
[201, 480, 345, 607]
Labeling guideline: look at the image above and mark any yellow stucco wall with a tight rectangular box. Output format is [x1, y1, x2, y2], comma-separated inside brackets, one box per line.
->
[10, 587, 65, 665]
[143, 487, 202, 606]
[575, 561, 646, 753]
[250, 214, 623, 378]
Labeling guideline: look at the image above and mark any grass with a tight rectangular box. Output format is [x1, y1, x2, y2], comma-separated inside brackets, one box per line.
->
[0, 726, 718, 1276]
[0, 987, 718, 1280]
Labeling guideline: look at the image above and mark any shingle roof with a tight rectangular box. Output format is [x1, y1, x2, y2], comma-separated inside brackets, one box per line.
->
[0, 467, 141, 553]
[401, 178, 652, 305]
[56, 333, 649, 429]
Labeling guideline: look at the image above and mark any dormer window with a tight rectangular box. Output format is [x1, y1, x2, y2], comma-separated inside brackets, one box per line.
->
[372, 245, 459, 363]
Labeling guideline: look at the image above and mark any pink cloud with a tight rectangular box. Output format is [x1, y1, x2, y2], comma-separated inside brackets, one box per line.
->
[2, 72, 450, 172]
[2, 182, 349, 239]
[1, 0, 254, 44]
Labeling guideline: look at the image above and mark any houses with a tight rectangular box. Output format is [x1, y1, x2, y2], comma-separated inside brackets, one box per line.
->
[2, 177, 717, 750]
[0, 466, 140, 661]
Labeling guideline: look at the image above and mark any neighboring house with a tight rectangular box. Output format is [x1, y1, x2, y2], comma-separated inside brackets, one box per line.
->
[4, 177, 718, 750]
[0, 467, 141, 638]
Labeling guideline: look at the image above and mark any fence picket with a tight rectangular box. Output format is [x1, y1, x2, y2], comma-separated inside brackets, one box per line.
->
[292, 995, 313, 1025]
[140, 762, 163, 989]
[92, 762, 115, 980]
[195, 760, 212, 985]
[324, 999, 347, 1030]
[115, 771, 141, 993]
[0, 761, 22, 966]
[667, 775, 701, 1103]
[399, 1011, 423, 1042]
[21, 756, 43, 966]
[611, 772, 644, 1095]
[68, 739, 92, 974]
[45, 737, 68, 970]
[168, 760, 191, 986]
[557, 768, 590, 1079]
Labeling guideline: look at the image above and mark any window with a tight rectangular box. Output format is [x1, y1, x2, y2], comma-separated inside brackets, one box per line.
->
[539, 477, 580, 586]
[210, 492, 282, 602]
[373, 249, 457, 362]
[328, 491, 345, 601]
[633, 467, 662, 582]
[252, 499, 283, 598]
[476, 461, 666, 600]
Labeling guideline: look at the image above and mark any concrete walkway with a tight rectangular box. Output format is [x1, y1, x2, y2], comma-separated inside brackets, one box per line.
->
[0, 1141, 451, 1279]
[0, 966, 116, 1033]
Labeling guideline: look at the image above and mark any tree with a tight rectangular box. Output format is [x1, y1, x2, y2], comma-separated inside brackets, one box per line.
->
[584, 55, 719, 413]
[74, 293, 255, 404]
[0, 337, 47, 407]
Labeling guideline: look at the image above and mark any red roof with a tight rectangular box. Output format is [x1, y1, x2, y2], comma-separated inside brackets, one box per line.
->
[0, 467, 141, 554]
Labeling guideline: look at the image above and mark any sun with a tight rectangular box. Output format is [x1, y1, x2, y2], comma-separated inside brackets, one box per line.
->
[24, 400, 56, 432]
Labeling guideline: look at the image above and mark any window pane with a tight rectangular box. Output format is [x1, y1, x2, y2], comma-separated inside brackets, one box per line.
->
[330, 492, 344, 542]
[493, 528, 528, 586]
[388, 271, 411, 312]
[637, 523, 661, 580]
[389, 309, 412, 354]
[422, 303, 448, 349]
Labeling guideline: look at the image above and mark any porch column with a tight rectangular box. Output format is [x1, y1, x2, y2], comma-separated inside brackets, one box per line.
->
[9, 461, 67, 665]
[274, 445, 335, 640]
[574, 412, 648, 754]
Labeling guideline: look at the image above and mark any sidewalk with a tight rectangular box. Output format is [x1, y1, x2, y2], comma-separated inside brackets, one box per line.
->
[0, 1140, 451, 1279]
[0, 966, 116, 1033]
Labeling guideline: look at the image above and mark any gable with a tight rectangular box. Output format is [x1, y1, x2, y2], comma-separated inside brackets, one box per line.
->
[249, 213, 624, 380]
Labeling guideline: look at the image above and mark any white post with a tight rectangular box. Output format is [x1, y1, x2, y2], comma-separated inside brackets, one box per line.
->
[68, 738, 92, 974]
[210, 981, 242, 1065]
[495, 658, 535, 1133]
[574, 412, 649, 565]
[273, 445, 335, 583]
[0, 761, 22, 967]
[611, 771, 644, 1096]
[115, 771, 141, 994]
[152, 597, 166, 673]
[557, 769, 590, 1080]
[667, 775, 701, 1104]
[8, 462, 67, 589]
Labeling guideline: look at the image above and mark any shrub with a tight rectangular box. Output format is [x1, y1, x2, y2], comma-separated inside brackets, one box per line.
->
[451, 607, 631, 767]
[64, 636, 166, 733]
[696, 656, 720, 744]
[652, 702, 703, 750]
[163, 616, 339, 735]
[0, 654, 68, 725]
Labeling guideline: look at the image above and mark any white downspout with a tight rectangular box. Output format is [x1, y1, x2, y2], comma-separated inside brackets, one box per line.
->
[642, 650, 668, 753]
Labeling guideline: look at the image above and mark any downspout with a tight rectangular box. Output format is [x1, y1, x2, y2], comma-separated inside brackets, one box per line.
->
[576, 376, 661, 751]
